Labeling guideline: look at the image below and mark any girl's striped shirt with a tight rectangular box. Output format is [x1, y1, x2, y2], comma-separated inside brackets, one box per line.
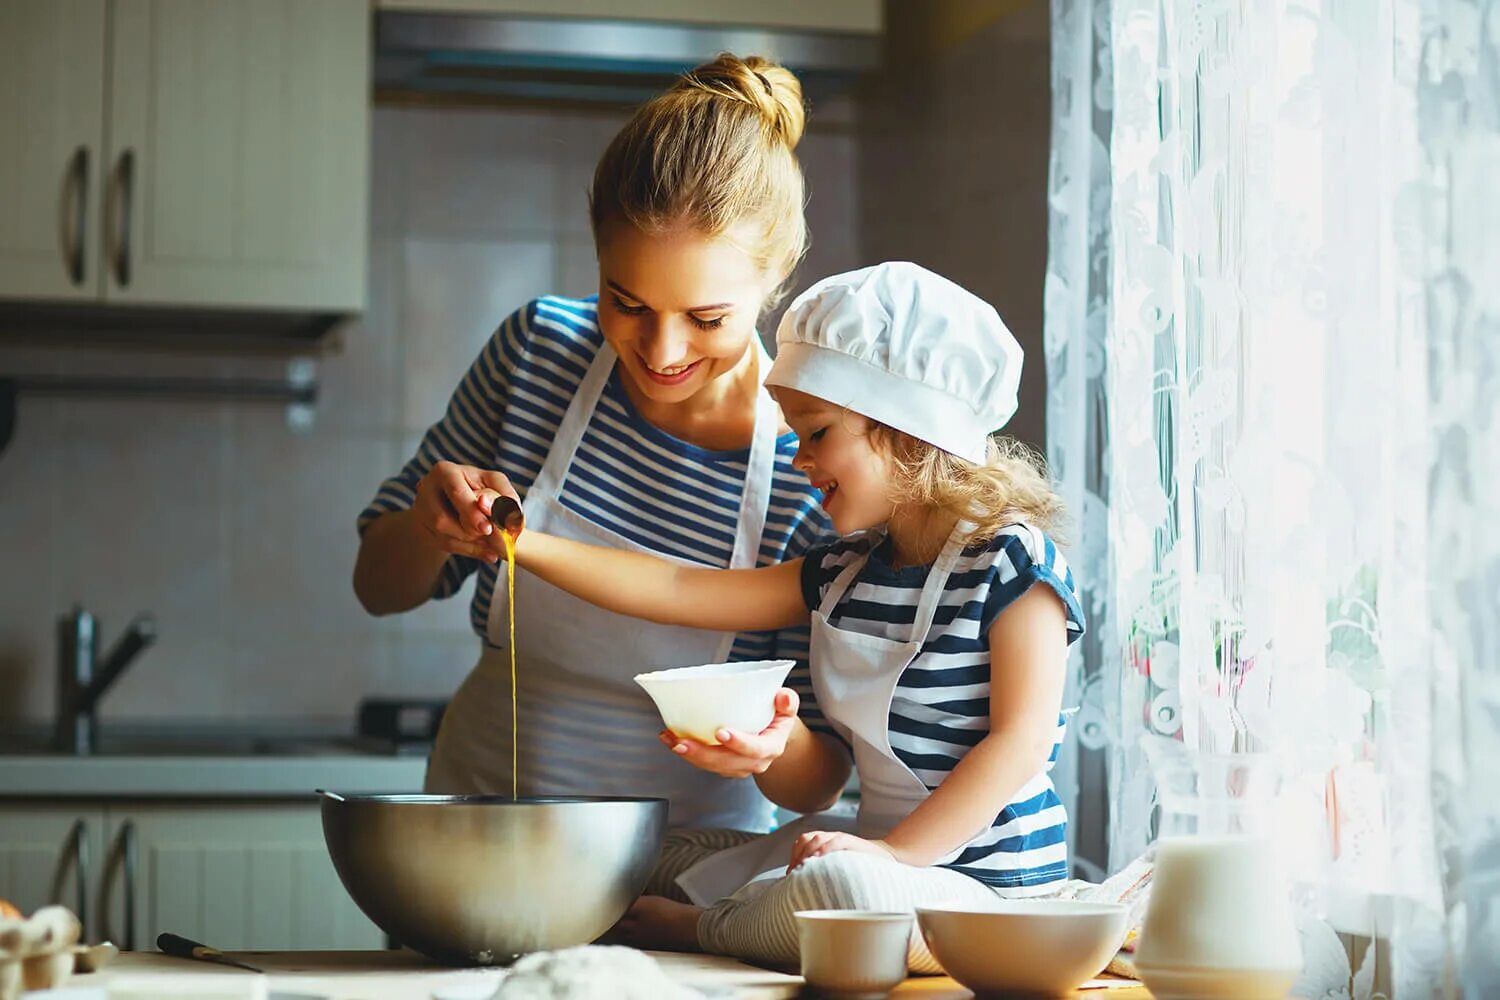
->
[799, 523, 1086, 893]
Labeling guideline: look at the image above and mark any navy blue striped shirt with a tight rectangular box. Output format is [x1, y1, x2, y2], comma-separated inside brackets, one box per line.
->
[800, 522, 1085, 892]
[359, 295, 837, 735]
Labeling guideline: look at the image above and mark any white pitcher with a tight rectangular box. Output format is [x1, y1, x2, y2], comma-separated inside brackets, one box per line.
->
[1133, 735, 1302, 1000]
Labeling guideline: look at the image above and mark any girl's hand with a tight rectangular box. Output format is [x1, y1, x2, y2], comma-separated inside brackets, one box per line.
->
[412, 461, 519, 563]
[659, 688, 800, 778]
[789, 831, 899, 870]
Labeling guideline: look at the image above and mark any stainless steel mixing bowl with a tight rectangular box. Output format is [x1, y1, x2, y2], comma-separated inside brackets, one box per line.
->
[319, 793, 668, 965]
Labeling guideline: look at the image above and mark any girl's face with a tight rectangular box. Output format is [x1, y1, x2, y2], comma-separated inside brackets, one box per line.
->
[777, 387, 896, 534]
[595, 220, 774, 406]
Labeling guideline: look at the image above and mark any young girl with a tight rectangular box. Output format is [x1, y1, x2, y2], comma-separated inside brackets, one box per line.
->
[495, 262, 1084, 972]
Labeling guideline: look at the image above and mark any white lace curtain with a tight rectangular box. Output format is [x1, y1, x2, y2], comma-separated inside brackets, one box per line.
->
[1044, 0, 1499, 995]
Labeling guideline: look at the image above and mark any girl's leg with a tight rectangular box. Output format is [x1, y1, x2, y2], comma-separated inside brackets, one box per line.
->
[644, 828, 764, 901]
[697, 852, 1004, 973]
[602, 828, 765, 952]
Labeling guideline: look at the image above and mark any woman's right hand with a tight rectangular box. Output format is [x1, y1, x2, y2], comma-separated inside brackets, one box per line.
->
[659, 688, 801, 778]
[412, 460, 520, 564]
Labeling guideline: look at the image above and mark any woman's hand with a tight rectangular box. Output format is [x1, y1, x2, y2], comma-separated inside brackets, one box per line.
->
[412, 460, 520, 563]
[788, 831, 899, 870]
[659, 688, 800, 778]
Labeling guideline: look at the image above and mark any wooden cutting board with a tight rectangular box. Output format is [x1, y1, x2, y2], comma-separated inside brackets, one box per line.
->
[81, 949, 1150, 998]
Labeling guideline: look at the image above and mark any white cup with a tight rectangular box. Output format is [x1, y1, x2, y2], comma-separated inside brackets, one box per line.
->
[794, 910, 912, 999]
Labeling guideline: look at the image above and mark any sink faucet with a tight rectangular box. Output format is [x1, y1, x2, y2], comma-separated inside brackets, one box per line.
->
[55, 606, 156, 754]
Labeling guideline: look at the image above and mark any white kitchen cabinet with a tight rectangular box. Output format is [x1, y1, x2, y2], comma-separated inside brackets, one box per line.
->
[105, 0, 370, 310]
[0, 0, 369, 313]
[0, 802, 383, 951]
[98, 804, 383, 952]
[0, 0, 109, 301]
[0, 804, 104, 927]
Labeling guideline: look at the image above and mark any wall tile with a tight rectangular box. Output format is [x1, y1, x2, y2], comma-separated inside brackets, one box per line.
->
[227, 627, 391, 720]
[554, 236, 598, 300]
[226, 422, 392, 637]
[550, 111, 628, 238]
[403, 107, 559, 239]
[51, 396, 234, 719]
[387, 627, 478, 703]
[0, 395, 65, 721]
[369, 108, 408, 237]
[802, 129, 859, 252]
[399, 237, 554, 434]
[315, 237, 403, 433]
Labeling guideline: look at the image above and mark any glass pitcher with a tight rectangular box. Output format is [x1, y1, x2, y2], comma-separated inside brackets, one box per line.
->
[1132, 735, 1302, 999]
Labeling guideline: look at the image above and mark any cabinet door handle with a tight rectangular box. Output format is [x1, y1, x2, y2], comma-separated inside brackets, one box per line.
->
[122, 820, 137, 952]
[110, 149, 135, 288]
[65, 146, 89, 286]
[100, 820, 138, 951]
[50, 819, 91, 942]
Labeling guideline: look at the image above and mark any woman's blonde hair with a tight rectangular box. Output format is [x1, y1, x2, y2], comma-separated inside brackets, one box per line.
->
[867, 424, 1067, 544]
[589, 53, 808, 308]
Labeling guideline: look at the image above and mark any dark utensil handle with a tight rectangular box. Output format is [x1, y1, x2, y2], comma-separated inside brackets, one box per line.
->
[157, 931, 205, 959]
[102, 821, 140, 951]
[61, 818, 92, 943]
[157, 931, 228, 963]
[490, 494, 524, 536]
[156, 932, 261, 972]
[65, 146, 89, 286]
[111, 149, 134, 288]
[0, 378, 16, 459]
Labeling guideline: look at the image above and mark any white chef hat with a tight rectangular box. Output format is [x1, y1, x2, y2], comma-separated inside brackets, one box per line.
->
[766, 262, 1024, 464]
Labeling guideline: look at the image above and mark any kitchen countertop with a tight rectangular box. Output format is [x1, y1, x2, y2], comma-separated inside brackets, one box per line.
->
[0, 754, 428, 799]
[0, 720, 429, 798]
[78, 949, 1152, 998]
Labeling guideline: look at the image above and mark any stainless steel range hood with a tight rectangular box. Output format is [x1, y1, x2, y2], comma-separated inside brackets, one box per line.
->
[374, 6, 882, 106]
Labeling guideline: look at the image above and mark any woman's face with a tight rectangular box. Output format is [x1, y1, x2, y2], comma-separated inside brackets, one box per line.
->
[776, 387, 896, 535]
[595, 220, 774, 406]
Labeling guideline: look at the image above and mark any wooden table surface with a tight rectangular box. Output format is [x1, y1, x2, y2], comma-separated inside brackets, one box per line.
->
[85, 949, 1152, 998]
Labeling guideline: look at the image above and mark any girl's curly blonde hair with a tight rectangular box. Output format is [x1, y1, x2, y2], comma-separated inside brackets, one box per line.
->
[866, 424, 1067, 545]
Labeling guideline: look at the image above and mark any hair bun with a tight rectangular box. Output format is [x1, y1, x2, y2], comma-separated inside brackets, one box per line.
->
[678, 53, 807, 149]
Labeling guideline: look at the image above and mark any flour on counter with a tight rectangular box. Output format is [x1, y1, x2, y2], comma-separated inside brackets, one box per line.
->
[486, 946, 706, 1000]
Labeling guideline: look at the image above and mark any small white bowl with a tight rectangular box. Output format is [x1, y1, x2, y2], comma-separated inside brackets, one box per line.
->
[916, 900, 1128, 997]
[634, 659, 795, 745]
[795, 910, 912, 999]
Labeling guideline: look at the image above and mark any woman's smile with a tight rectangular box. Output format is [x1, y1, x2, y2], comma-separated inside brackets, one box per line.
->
[639, 356, 707, 386]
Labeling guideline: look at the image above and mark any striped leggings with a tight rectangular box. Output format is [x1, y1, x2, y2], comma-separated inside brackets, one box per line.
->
[645, 829, 1006, 974]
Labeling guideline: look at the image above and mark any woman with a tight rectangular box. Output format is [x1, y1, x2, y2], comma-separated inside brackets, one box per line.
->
[352, 55, 844, 848]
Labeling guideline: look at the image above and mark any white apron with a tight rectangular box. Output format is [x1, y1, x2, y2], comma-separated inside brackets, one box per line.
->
[426, 341, 783, 831]
[677, 523, 975, 905]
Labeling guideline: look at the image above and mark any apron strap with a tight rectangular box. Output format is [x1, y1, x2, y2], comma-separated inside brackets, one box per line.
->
[909, 521, 972, 639]
[816, 534, 878, 619]
[728, 344, 779, 571]
[815, 521, 974, 645]
[522, 341, 617, 516]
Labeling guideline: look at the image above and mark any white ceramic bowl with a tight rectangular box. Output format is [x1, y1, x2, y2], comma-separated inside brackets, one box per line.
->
[795, 910, 912, 999]
[633, 659, 795, 745]
[916, 900, 1128, 997]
